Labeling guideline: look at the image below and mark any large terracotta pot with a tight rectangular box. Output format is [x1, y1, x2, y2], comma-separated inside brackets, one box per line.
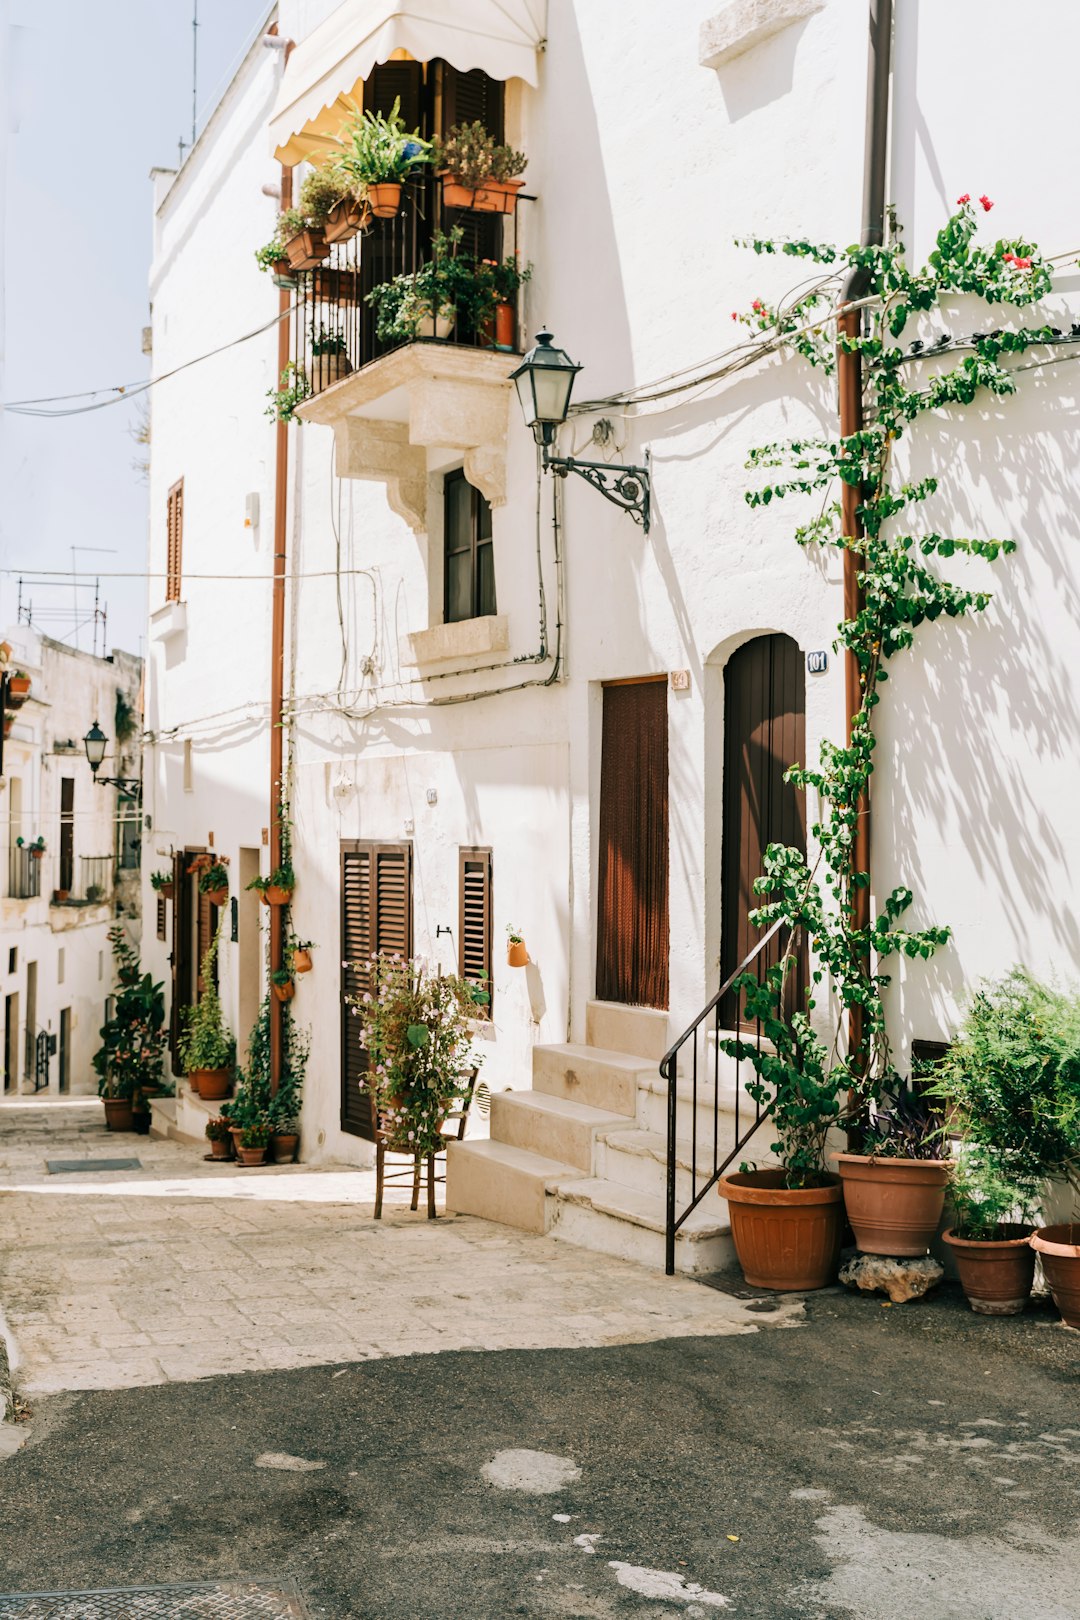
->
[718, 1169, 843, 1291]
[192, 1067, 232, 1102]
[942, 1226, 1036, 1316]
[102, 1097, 134, 1131]
[271, 1132, 299, 1165]
[834, 1153, 950, 1256]
[1030, 1224, 1080, 1328]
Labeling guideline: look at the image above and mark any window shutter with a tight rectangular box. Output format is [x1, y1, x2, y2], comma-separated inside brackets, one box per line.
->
[364, 61, 425, 129]
[156, 895, 166, 942]
[459, 848, 492, 1016]
[169, 849, 189, 1076]
[340, 843, 375, 1139]
[166, 479, 184, 603]
[440, 65, 504, 141]
[374, 843, 412, 959]
[196, 887, 213, 995]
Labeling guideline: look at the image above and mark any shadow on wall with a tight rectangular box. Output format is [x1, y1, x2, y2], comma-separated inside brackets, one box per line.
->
[707, 17, 818, 123]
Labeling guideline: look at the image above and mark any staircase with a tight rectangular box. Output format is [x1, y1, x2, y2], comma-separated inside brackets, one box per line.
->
[446, 1000, 740, 1274]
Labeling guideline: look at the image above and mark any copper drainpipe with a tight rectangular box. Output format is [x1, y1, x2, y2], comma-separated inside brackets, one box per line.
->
[838, 0, 892, 1094]
[268, 26, 294, 1097]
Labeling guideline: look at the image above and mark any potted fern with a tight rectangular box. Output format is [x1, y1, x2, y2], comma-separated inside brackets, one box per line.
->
[178, 925, 235, 1101]
[332, 96, 430, 219]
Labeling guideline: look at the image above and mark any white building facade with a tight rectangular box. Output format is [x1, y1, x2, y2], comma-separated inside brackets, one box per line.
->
[143, 0, 1080, 1264]
[1, 632, 143, 1097]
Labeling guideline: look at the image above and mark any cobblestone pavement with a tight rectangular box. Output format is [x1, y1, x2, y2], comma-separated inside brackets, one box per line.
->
[0, 1101, 800, 1396]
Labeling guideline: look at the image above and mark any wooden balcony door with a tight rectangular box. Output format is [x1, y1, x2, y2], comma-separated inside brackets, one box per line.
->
[340, 842, 413, 1139]
[595, 678, 670, 1010]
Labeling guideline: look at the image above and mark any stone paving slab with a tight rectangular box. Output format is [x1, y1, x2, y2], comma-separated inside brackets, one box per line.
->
[0, 1101, 801, 1395]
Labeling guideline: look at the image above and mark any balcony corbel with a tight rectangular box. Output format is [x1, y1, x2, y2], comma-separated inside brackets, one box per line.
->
[296, 344, 512, 531]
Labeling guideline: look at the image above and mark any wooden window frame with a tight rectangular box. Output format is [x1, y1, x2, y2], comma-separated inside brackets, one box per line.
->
[340, 840, 414, 1139]
[166, 478, 184, 603]
[58, 777, 75, 894]
[444, 468, 495, 625]
[459, 847, 493, 1018]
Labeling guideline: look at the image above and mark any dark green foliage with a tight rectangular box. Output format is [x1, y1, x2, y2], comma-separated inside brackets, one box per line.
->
[93, 927, 167, 1101]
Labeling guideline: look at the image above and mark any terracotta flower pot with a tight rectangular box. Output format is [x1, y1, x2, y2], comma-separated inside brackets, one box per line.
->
[440, 175, 524, 215]
[205, 887, 228, 908]
[271, 1132, 299, 1164]
[102, 1097, 134, 1131]
[156, 881, 175, 901]
[209, 1136, 232, 1161]
[2, 717, 12, 737]
[834, 1153, 951, 1256]
[1030, 1224, 1080, 1328]
[366, 182, 402, 219]
[323, 194, 369, 243]
[30, 848, 44, 860]
[188, 1071, 201, 1098]
[494, 301, 515, 349]
[228, 1125, 246, 1153]
[261, 885, 293, 907]
[507, 941, 528, 967]
[272, 980, 295, 1003]
[193, 1067, 232, 1102]
[718, 1169, 844, 1291]
[293, 948, 312, 974]
[237, 1144, 267, 1166]
[284, 227, 328, 270]
[943, 1226, 1036, 1315]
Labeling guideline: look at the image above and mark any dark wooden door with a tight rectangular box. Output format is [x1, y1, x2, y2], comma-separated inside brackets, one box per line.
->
[720, 634, 807, 1018]
[340, 842, 413, 1139]
[596, 679, 669, 1010]
[169, 848, 198, 1076]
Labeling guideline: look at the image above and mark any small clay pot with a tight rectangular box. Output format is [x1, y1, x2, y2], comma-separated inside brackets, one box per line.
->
[272, 980, 295, 1003]
[507, 941, 528, 968]
[271, 1132, 299, 1165]
[193, 1067, 232, 1102]
[237, 1144, 267, 1166]
[205, 887, 228, 908]
[833, 1153, 951, 1256]
[1030, 1224, 1080, 1328]
[366, 182, 402, 219]
[942, 1226, 1036, 1315]
[261, 885, 293, 907]
[209, 1136, 232, 1161]
[157, 881, 175, 901]
[718, 1169, 844, 1291]
[102, 1097, 134, 1131]
[293, 948, 313, 974]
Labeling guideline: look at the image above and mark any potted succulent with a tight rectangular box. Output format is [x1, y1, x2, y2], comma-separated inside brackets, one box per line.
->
[5, 671, 31, 707]
[349, 953, 480, 1166]
[266, 362, 311, 425]
[932, 968, 1080, 1325]
[178, 925, 235, 1101]
[270, 967, 295, 1003]
[150, 868, 175, 900]
[237, 1117, 270, 1167]
[716, 953, 846, 1290]
[833, 1088, 950, 1256]
[309, 325, 352, 393]
[94, 927, 167, 1132]
[205, 1115, 234, 1161]
[248, 864, 295, 907]
[292, 940, 314, 974]
[506, 925, 528, 968]
[331, 96, 430, 219]
[433, 121, 527, 215]
[941, 1148, 1038, 1315]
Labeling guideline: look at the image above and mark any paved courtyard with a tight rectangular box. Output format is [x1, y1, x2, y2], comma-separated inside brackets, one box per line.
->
[0, 1101, 799, 1398]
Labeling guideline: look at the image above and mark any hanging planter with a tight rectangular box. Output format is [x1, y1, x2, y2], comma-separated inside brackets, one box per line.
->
[5, 673, 30, 708]
[433, 124, 526, 217]
[440, 175, 525, 216]
[249, 865, 295, 908]
[284, 226, 329, 270]
[292, 945, 313, 974]
[324, 194, 370, 243]
[506, 927, 528, 968]
[365, 181, 402, 219]
[272, 974, 295, 1003]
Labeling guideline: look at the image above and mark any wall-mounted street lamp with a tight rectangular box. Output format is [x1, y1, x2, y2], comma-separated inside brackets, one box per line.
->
[83, 721, 142, 801]
[510, 331, 651, 532]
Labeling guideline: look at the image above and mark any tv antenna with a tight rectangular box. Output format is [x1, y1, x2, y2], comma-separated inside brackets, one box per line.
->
[177, 2, 199, 165]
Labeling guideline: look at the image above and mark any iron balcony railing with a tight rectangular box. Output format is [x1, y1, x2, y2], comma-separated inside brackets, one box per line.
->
[660, 916, 800, 1275]
[289, 178, 527, 402]
[8, 846, 42, 900]
[79, 856, 113, 904]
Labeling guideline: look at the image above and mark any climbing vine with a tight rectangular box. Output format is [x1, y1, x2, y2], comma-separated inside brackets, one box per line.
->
[726, 197, 1059, 1184]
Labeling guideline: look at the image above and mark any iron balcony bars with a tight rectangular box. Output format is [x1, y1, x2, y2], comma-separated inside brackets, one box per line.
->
[7, 846, 41, 900]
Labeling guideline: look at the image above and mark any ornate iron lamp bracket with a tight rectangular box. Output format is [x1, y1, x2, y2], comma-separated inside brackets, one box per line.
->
[543, 447, 651, 533]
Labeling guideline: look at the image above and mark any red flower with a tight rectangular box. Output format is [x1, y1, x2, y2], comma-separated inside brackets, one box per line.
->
[1016, 256, 1032, 270]
[956, 193, 970, 205]
[979, 195, 994, 211]
[1002, 251, 1015, 264]
[731, 311, 739, 320]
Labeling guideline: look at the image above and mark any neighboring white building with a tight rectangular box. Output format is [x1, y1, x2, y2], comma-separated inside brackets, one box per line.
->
[144, 0, 1080, 1264]
[0, 631, 143, 1097]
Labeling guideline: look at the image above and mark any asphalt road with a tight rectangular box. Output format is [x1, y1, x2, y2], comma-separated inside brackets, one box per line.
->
[0, 1283, 1077, 1619]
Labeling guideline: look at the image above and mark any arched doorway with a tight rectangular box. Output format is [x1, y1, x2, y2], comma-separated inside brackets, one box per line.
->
[720, 634, 807, 1017]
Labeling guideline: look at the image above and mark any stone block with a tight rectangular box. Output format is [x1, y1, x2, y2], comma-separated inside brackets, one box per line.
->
[699, 0, 824, 69]
[840, 1252, 944, 1303]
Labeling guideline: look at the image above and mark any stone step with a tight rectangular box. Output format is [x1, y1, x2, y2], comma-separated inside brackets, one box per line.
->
[490, 1090, 635, 1173]
[445, 1138, 585, 1234]
[532, 1042, 650, 1116]
[595, 1127, 724, 1207]
[636, 1070, 767, 1142]
[550, 1176, 735, 1276]
[585, 1000, 670, 1061]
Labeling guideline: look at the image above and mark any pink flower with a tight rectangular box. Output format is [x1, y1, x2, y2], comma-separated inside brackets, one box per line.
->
[731, 312, 739, 321]
[979, 195, 993, 211]
[956, 193, 970, 206]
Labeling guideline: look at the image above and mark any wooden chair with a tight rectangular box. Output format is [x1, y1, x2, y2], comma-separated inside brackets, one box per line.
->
[373, 1067, 479, 1220]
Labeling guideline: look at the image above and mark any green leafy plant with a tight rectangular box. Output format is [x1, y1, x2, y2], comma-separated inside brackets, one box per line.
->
[93, 927, 167, 1101]
[205, 1115, 232, 1144]
[719, 196, 1051, 1184]
[433, 121, 526, 187]
[310, 324, 347, 357]
[297, 163, 350, 226]
[226, 993, 308, 1134]
[949, 1144, 1039, 1241]
[365, 227, 491, 342]
[932, 969, 1080, 1193]
[482, 254, 532, 305]
[86, 884, 105, 904]
[266, 363, 310, 424]
[114, 688, 138, 744]
[270, 967, 293, 988]
[247, 863, 296, 894]
[178, 924, 235, 1074]
[349, 953, 479, 1157]
[240, 1118, 270, 1149]
[332, 97, 430, 188]
[150, 869, 173, 892]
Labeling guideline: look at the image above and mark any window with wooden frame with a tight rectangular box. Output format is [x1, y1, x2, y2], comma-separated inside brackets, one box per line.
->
[444, 469, 495, 624]
[166, 479, 184, 603]
[340, 841, 414, 1140]
[459, 848, 493, 1017]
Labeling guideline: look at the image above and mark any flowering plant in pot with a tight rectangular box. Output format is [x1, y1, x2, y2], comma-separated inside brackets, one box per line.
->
[474, 254, 532, 348]
[188, 853, 229, 907]
[349, 954, 481, 1159]
[205, 1115, 234, 1161]
[178, 924, 235, 1100]
[93, 927, 167, 1131]
[433, 121, 526, 214]
[331, 96, 430, 218]
[237, 1117, 270, 1166]
[365, 228, 483, 344]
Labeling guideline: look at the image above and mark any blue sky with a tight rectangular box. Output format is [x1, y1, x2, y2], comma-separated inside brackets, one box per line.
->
[1, 0, 273, 657]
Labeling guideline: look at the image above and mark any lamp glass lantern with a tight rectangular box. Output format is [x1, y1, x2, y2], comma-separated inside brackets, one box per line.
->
[83, 721, 107, 775]
[510, 330, 582, 446]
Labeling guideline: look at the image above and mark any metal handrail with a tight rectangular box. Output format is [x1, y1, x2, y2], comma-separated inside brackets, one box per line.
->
[660, 916, 794, 1274]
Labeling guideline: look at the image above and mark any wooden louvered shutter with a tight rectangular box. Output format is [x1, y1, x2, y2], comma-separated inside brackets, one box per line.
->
[363, 61, 425, 128]
[374, 843, 412, 960]
[340, 843, 375, 1138]
[196, 887, 214, 996]
[156, 895, 167, 942]
[166, 479, 183, 602]
[438, 65, 505, 263]
[170, 849, 191, 1076]
[459, 848, 492, 1017]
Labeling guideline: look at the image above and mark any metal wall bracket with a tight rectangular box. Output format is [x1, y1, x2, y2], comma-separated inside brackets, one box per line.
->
[544, 447, 651, 533]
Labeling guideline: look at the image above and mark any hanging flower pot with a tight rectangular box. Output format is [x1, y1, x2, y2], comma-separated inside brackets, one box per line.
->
[29, 847, 45, 861]
[205, 887, 229, 908]
[284, 227, 329, 270]
[324, 194, 370, 243]
[5, 674, 30, 708]
[293, 948, 313, 974]
[439, 174, 525, 216]
[366, 182, 402, 219]
[272, 978, 295, 1003]
[507, 939, 528, 968]
[262, 885, 293, 907]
